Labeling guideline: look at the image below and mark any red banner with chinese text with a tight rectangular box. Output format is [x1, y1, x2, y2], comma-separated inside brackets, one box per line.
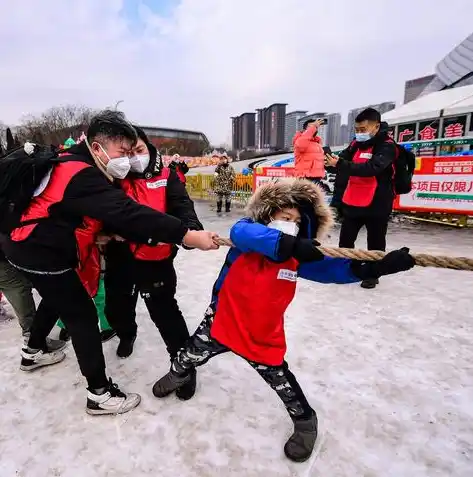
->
[252, 167, 295, 191]
[394, 156, 473, 215]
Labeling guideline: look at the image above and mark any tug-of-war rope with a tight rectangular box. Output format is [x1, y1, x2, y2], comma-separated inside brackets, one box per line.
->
[213, 237, 473, 271]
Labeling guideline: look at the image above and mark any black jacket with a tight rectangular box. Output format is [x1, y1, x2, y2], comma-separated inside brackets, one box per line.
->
[3, 143, 189, 273]
[168, 160, 189, 176]
[331, 123, 396, 218]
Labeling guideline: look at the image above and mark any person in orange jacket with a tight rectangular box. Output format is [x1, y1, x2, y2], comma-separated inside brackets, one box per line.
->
[293, 119, 326, 182]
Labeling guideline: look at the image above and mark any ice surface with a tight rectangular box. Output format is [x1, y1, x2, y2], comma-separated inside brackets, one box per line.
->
[0, 203, 472, 477]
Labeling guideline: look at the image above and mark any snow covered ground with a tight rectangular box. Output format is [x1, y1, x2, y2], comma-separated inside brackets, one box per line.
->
[0, 203, 472, 477]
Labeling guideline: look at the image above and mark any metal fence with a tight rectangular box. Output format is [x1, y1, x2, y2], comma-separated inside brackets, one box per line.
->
[186, 174, 254, 207]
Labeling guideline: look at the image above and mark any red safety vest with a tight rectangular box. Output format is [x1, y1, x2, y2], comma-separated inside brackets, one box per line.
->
[210, 252, 299, 366]
[120, 167, 173, 261]
[342, 145, 378, 207]
[10, 160, 102, 297]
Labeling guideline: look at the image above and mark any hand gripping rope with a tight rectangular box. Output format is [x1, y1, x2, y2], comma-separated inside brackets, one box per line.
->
[213, 237, 473, 272]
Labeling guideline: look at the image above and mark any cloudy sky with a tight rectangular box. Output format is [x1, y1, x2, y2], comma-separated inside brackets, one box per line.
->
[1, 0, 472, 144]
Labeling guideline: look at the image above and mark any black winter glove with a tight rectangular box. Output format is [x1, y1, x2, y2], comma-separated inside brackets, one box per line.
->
[350, 247, 415, 280]
[292, 239, 325, 263]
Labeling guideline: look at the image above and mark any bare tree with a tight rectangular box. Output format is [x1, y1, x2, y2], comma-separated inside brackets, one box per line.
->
[0, 121, 7, 153]
[16, 104, 98, 145]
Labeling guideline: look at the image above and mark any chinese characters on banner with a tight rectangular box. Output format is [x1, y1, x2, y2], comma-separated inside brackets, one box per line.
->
[396, 158, 473, 214]
[442, 115, 467, 139]
[418, 120, 439, 141]
[417, 120, 439, 156]
[253, 167, 293, 190]
[397, 123, 416, 143]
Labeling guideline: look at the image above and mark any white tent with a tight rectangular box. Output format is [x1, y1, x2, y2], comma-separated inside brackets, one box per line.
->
[382, 84, 473, 125]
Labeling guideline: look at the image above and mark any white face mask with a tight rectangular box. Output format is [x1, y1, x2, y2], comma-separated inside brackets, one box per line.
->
[129, 154, 150, 173]
[267, 220, 300, 237]
[97, 144, 131, 179]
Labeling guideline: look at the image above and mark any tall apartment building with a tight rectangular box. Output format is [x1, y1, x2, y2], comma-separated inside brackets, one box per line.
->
[325, 113, 341, 147]
[404, 74, 436, 104]
[284, 110, 307, 149]
[339, 123, 348, 145]
[256, 103, 287, 150]
[347, 102, 396, 141]
[231, 112, 256, 150]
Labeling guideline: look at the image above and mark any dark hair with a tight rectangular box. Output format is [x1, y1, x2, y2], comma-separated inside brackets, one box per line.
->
[355, 108, 381, 124]
[87, 110, 137, 145]
[302, 119, 313, 130]
[133, 125, 149, 144]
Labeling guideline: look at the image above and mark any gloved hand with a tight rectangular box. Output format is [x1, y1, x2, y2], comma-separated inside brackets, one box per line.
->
[350, 247, 415, 280]
[293, 239, 325, 263]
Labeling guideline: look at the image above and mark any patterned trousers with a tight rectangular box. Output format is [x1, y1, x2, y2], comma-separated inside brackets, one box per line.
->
[172, 306, 314, 420]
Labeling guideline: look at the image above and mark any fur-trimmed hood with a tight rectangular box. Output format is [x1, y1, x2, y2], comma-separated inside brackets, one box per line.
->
[245, 178, 333, 240]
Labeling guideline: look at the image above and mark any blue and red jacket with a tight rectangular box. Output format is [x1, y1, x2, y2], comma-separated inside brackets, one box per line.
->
[209, 218, 360, 366]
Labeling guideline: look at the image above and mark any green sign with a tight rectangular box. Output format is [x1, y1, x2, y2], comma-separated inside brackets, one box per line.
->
[402, 137, 473, 147]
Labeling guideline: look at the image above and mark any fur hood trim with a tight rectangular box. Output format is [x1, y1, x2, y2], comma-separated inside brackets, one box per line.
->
[245, 178, 333, 239]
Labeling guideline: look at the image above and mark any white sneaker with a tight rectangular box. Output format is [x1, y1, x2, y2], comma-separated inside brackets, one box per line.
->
[86, 379, 141, 416]
[20, 348, 66, 371]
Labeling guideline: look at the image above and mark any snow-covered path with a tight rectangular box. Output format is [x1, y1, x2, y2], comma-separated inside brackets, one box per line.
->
[1, 204, 472, 477]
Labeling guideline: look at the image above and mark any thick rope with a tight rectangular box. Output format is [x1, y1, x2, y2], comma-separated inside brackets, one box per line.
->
[213, 237, 473, 271]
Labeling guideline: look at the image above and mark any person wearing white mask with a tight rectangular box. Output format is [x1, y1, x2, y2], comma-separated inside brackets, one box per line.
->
[103, 126, 203, 400]
[152, 178, 415, 463]
[2, 110, 219, 416]
[325, 108, 397, 290]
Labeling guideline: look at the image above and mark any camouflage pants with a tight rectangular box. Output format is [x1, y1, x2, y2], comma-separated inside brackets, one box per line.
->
[172, 306, 314, 419]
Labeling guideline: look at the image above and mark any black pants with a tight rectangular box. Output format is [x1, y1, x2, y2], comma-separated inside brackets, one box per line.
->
[25, 269, 107, 389]
[171, 306, 314, 420]
[216, 193, 231, 212]
[105, 247, 190, 359]
[339, 215, 390, 251]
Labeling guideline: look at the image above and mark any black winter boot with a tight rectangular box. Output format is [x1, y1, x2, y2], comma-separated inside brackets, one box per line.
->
[216, 200, 222, 214]
[284, 412, 318, 463]
[175, 368, 197, 400]
[225, 201, 231, 213]
[117, 335, 136, 359]
[360, 278, 379, 289]
[152, 369, 191, 398]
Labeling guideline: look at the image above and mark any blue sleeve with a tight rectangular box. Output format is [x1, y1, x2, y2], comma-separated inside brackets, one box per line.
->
[298, 257, 360, 284]
[230, 218, 283, 261]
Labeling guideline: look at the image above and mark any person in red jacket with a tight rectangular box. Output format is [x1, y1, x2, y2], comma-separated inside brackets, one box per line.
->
[293, 118, 326, 182]
[103, 126, 203, 400]
[152, 178, 415, 462]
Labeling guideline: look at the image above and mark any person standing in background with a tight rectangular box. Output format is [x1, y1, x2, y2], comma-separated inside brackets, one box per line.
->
[326, 108, 397, 290]
[168, 154, 189, 184]
[293, 119, 326, 183]
[214, 154, 235, 214]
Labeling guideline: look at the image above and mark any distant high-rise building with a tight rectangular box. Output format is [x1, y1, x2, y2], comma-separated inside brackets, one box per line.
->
[339, 124, 348, 145]
[347, 102, 396, 141]
[325, 113, 341, 147]
[285, 110, 307, 149]
[256, 103, 287, 150]
[231, 112, 256, 150]
[404, 74, 436, 104]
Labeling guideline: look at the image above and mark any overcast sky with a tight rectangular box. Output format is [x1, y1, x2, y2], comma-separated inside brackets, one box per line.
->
[1, 0, 472, 144]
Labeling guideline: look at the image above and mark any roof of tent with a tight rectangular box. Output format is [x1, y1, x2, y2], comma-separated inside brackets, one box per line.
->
[382, 84, 473, 125]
